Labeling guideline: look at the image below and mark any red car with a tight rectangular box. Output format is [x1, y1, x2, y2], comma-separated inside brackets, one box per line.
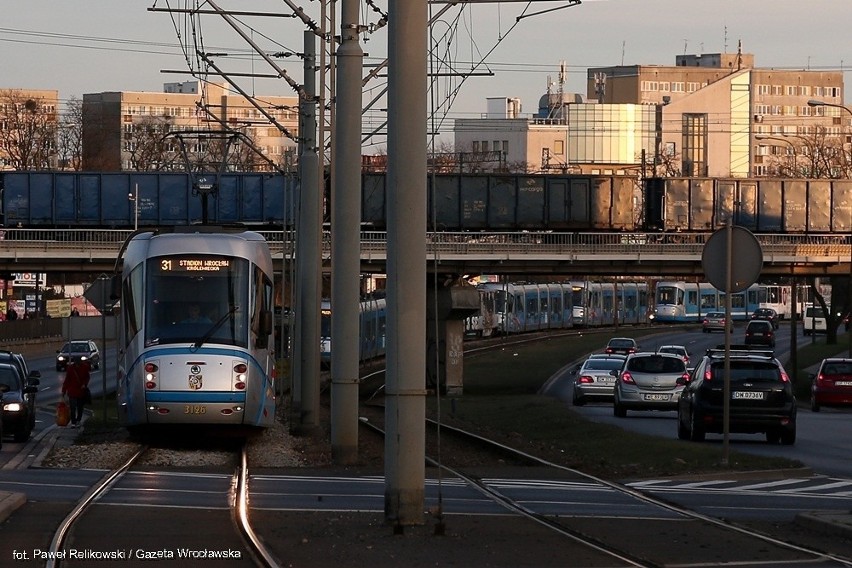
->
[811, 358, 852, 412]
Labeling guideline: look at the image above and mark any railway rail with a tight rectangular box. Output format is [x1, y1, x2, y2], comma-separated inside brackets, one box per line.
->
[42, 441, 279, 568]
[359, 394, 852, 567]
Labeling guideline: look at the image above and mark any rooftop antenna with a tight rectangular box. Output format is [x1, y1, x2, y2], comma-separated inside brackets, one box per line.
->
[724, 25, 728, 52]
[683, 39, 688, 55]
[736, 39, 743, 70]
[621, 40, 626, 65]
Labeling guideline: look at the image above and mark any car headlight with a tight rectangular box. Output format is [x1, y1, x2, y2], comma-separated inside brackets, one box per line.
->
[3, 402, 23, 412]
[58, 355, 66, 361]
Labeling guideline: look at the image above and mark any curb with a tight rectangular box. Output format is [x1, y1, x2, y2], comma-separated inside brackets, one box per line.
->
[796, 510, 852, 538]
[0, 491, 26, 523]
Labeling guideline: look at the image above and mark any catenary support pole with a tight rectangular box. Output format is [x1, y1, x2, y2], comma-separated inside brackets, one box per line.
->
[330, 0, 364, 464]
[293, 32, 322, 431]
[384, 0, 427, 525]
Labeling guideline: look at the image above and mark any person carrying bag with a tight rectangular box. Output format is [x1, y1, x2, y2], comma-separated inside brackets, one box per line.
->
[61, 360, 91, 428]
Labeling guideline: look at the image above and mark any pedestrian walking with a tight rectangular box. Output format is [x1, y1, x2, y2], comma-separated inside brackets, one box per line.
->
[61, 360, 91, 428]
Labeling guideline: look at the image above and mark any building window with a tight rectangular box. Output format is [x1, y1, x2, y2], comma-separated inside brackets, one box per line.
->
[482, 141, 489, 152]
[687, 82, 700, 92]
[672, 82, 684, 93]
[659, 82, 670, 92]
[502, 140, 509, 154]
[682, 113, 707, 177]
[472, 141, 479, 152]
[786, 85, 797, 96]
[554, 140, 564, 155]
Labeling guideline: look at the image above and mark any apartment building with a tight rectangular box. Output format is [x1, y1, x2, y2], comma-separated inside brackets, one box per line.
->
[455, 50, 845, 178]
[82, 82, 299, 172]
[0, 88, 60, 170]
[589, 50, 844, 177]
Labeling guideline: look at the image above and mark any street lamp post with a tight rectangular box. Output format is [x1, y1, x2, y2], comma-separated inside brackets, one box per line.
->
[128, 183, 138, 231]
[807, 99, 852, 354]
[754, 134, 803, 176]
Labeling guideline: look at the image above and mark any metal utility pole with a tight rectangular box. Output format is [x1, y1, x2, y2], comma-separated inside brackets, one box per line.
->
[330, 0, 364, 463]
[384, 0, 428, 526]
[293, 33, 322, 431]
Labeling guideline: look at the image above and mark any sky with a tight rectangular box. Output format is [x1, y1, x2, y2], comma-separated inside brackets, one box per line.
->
[3, 0, 852, 127]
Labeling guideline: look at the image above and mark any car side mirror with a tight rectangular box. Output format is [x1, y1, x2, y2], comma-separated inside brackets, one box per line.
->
[676, 376, 688, 386]
[29, 370, 41, 380]
[610, 370, 619, 377]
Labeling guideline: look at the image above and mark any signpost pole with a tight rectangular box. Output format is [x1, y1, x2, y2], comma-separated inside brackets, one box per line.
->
[701, 222, 763, 468]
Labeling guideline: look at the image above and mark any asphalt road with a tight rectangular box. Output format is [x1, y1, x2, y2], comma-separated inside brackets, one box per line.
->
[544, 325, 852, 477]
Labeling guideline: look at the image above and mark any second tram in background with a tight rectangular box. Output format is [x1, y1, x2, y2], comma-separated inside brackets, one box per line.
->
[115, 228, 277, 431]
[652, 281, 814, 323]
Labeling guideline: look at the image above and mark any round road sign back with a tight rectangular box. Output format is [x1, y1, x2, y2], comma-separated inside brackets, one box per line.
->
[701, 226, 763, 293]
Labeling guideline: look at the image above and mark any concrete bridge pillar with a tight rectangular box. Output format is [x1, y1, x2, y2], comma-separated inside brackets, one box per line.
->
[426, 278, 480, 395]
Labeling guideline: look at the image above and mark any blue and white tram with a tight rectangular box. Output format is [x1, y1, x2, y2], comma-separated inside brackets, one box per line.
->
[116, 229, 276, 429]
[476, 282, 574, 333]
[653, 281, 752, 323]
[320, 297, 388, 364]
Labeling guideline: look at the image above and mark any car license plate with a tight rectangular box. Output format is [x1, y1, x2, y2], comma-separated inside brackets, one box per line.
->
[836, 381, 852, 386]
[643, 393, 670, 401]
[599, 377, 615, 383]
[732, 391, 764, 400]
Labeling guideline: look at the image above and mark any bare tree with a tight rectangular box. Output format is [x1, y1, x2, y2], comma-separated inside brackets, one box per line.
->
[0, 90, 57, 170]
[128, 115, 181, 171]
[57, 96, 83, 171]
[762, 127, 852, 179]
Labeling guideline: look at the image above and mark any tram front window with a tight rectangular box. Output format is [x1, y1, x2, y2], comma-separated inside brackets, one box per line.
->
[145, 255, 250, 348]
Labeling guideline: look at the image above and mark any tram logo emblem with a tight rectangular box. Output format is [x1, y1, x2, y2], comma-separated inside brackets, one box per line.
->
[191, 365, 201, 374]
[188, 375, 203, 390]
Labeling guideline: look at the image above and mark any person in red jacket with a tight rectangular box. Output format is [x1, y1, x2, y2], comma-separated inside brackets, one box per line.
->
[61, 360, 91, 428]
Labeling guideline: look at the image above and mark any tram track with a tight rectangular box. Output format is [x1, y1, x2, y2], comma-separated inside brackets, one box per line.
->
[43, 441, 280, 568]
[359, 402, 852, 567]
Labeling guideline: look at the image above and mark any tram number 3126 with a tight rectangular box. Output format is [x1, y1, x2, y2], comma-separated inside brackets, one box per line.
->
[184, 405, 207, 415]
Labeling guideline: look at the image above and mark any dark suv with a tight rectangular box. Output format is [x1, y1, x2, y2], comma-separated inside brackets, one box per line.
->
[744, 320, 775, 348]
[0, 362, 39, 443]
[676, 348, 796, 445]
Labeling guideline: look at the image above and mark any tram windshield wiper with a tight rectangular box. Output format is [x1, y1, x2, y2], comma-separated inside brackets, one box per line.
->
[191, 305, 239, 350]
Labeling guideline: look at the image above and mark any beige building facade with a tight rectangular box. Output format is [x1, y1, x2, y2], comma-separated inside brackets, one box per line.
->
[82, 82, 298, 172]
[455, 51, 845, 178]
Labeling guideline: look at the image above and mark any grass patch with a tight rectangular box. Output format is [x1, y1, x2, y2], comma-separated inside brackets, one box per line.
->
[454, 327, 809, 479]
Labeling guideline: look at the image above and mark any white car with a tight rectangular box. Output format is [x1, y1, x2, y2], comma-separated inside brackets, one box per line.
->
[657, 345, 690, 365]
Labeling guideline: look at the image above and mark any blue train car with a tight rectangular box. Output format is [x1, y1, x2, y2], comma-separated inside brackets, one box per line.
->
[1, 171, 293, 228]
[361, 173, 635, 231]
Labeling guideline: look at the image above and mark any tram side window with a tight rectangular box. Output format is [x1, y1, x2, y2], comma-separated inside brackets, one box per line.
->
[122, 265, 144, 346]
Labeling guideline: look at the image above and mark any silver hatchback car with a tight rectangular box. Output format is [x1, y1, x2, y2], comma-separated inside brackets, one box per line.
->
[613, 352, 689, 417]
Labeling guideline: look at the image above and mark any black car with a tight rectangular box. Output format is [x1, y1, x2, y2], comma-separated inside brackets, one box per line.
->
[744, 320, 776, 348]
[56, 340, 100, 371]
[605, 337, 639, 355]
[750, 308, 779, 329]
[0, 362, 40, 443]
[676, 347, 796, 445]
[0, 350, 40, 386]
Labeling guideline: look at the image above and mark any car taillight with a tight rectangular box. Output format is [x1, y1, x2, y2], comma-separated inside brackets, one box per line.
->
[780, 371, 790, 383]
[680, 373, 690, 382]
[578, 375, 594, 384]
[605, 348, 614, 354]
[704, 368, 713, 381]
[621, 371, 635, 385]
